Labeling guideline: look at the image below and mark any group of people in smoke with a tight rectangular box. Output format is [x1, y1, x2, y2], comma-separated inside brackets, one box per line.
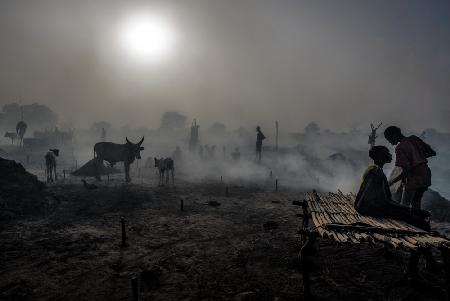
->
[184, 126, 266, 162]
[355, 125, 438, 273]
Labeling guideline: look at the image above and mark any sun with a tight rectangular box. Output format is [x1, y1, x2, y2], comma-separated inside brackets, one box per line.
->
[120, 13, 175, 63]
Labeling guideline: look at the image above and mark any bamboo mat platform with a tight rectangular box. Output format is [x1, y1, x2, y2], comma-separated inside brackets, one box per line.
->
[294, 191, 450, 299]
[303, 191, 450, 250]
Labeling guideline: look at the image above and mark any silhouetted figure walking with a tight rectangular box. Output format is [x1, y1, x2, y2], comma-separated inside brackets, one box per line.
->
[101, 127, 106, 141]
[231, 147, 240, 161]
[256, 126, 265, 162]
[173, 146, 182, 162]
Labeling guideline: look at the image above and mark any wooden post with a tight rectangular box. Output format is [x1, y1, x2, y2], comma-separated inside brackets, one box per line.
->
[225, 186, 229, 197]
[270, 170, 272, 179]
[275, 179, 278, 192]
[121, 217, 127, 247]
[63, 170, 66, 180]
[275, 120, 279, 151]
[441, 247, 450, 299]
[180, 199, 184, 211]
[300, 231, 316, 300]
[131, 277, 138, 301]
[405, 250, 420, 277]
[220, 176, 223, 183]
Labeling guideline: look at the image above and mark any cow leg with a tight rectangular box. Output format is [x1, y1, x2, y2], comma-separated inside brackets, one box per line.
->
[166, 170, 169, 184]
[171, 169, 174, 185]
[125, 163, 131, 182]
[54, 165, 58, 181]
[47, 166, 52, 182]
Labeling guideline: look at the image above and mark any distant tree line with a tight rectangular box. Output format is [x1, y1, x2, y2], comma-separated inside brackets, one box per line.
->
[0, 103, 58, 130]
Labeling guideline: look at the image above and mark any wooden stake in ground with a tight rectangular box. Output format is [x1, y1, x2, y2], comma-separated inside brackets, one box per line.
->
[63, 170, 66, 180]
[275, 179, 278, 192]
[180, 199, 184, 211]
[131, 277, 138, 301]
[121, 217, 127, 247]
[275, 120, 279, 151]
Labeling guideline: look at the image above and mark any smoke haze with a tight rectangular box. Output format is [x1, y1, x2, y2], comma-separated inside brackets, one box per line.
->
[1, 0, 449, 132]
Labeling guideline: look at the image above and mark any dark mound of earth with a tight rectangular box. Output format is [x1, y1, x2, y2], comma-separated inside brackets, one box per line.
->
[0, 157, 47, 220]
[423, 189, 450, 222]
[71, 158, 121, 177]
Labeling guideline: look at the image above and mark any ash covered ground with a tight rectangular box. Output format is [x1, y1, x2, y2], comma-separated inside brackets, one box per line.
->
[1, 163, 450, 301]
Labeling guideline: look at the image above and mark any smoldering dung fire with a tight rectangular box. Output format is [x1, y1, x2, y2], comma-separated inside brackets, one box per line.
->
[1, 105, 450, 300]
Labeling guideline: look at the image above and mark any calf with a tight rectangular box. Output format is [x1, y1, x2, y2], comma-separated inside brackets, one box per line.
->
[154, 157, 174, 185]
[4, 132, 18, 145]
[45, 149, 59, 182]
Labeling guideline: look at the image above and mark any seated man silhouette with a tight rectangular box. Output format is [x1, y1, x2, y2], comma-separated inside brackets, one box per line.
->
[354, 146, 430, 231]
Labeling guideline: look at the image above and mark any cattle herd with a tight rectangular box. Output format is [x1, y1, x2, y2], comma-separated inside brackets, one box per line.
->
[43, 136, 178, 185]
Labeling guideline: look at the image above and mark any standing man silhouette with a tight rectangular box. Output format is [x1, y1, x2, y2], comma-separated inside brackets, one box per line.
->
[256, 126, 266, 162]
[384, 126, 436, 209]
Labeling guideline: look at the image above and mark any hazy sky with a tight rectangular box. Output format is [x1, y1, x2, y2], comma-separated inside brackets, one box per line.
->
[1, 0, 449, 132]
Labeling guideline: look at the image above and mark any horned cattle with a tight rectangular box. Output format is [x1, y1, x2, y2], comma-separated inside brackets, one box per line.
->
[94, 137, 144, 182]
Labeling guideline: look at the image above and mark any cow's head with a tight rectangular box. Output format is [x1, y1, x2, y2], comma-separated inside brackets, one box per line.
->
[126, 137, 144, 159]
[50, 149, 60, 156]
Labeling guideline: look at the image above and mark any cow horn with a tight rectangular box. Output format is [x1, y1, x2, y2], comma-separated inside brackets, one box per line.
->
[126, 137, 131, 144]
[138, 136, 144, 145]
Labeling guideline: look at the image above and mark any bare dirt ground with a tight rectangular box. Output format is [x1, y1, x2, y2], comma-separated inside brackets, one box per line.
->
[0, 170, 448, 301]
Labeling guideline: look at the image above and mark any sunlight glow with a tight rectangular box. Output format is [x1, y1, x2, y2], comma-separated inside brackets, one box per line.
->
[120, 13, 175, 63]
